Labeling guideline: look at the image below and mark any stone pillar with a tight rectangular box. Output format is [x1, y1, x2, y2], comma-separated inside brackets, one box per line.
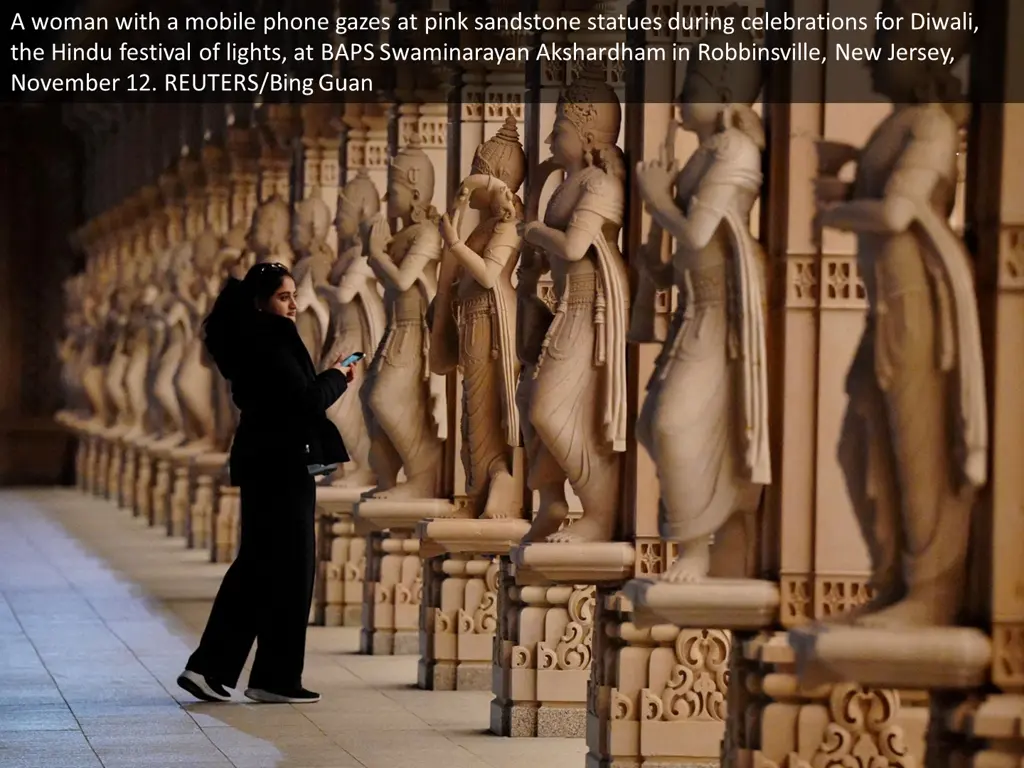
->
[791, 3, 1024, 767]
[167, 146, 211, 540]
[203, 120, 258, 564]
[354, 58, 465, 660]
[413, 70, 531, 693]
[152, 150, 203, 535]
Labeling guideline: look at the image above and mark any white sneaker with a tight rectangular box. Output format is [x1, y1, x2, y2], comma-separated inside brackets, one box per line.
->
[176, 670, 232, 702]
[244, 686, 321, 704]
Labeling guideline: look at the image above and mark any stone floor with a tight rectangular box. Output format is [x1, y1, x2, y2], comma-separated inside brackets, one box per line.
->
[0, 488, 587, 768]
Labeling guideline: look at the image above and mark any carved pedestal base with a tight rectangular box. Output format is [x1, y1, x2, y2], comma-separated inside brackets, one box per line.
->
[726, 633, 939, 768]
[134, 449, 155, 522]
[190, 453, 227, 554]
[106, 440, 125, 502]
[930, 693, 1024, 768]
[213, 486, 240, 563]
[584, 591, 729, 767]
[169, 463, 193, 539]
[490, 558, 595, 738]
[311, 486, 368, 627]
[191, 475, 217, 553]
[418, 555, 499, 691]
[151, 457, 174, 530]
[417, 517, 533, 691]
[95, 438, 111, 498]
[75, 436, 87, 491]
[119, 444, 138, 511]
[360, 532, 422, 655]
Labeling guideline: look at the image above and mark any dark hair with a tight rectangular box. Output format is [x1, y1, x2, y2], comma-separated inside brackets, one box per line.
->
[243, 262, 292, 309]
[202, 262, 293, 380]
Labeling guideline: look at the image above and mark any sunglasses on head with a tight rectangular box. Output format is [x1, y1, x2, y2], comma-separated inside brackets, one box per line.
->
[255, 262, 288, 273]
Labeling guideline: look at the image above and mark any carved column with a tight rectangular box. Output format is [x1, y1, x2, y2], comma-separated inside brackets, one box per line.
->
[150, 153, 202, 533]
[210, 118, 260, 564]
[414, 66, 533, 692]
[505, 3, 635, 743]
[166, 150, 209, 540]
[187, 140, 231, 552]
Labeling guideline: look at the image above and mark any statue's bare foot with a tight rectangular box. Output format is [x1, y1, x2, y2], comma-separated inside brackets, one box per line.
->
[545, 515, 615, 544]
[482, 472, 518, 519]
[660, 554, 710, 583]
[368, 478, 435, 501]
[333, 469, 376, 488]
[521, 500, 569, 543]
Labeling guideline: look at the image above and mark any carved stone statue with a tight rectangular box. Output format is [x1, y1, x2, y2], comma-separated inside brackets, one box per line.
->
[816, 0, 985, 627]
[361, 134, 446, 500]
[633, 8, 771, 583]
[102, 234, 135, 435]
[434, 116, 526, 518]
[57, 273, 88, 416]
[121, 220, 160, 442]
[149, 209, 188, 447]
[291, 194, 334, 363]
[246, 195, 294, 269]
[172, 227, 220, 449]
[518, 64, 630, 543]
[319, 172, 386, 488]
[80, 254, 115, 427]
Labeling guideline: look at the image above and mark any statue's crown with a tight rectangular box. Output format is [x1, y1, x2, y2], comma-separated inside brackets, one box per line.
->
[473, 116, 526, 192]
[558, 62, 620, 144]
[388, 133, 434, 200]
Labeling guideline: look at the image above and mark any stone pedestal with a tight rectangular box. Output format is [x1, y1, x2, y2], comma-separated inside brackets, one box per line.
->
[212, 485, 240, 563]
[134, 446, 156, 522]
[95, 435, 112, 497]
[493, 543, 635, 739]
[353, 497, 457, 656]
[74, 430, 88, 490]
[608, 579, 782, 767]
[781, 627, 992, 768]
[189, 453, 227, 552]
[359, 531, 422, 656]
[311, 485, 369, 627]
[84, 431, 101, 494]
[168, 450, 197, 539]
[418, 555, 498, 691]
[119, 441, 138, 511]
[417, 517, 532, 692]
[490, 558, 595, 738]
[105, 436, 125, 501]
[151, 450, 175, 530]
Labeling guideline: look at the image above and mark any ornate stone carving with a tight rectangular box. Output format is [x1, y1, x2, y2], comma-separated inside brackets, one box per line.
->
[433, 115, 526, 519]
[815, 0, 984, 628]
[318, 172, 385, 489]
[360, 134, 446, 501]
[518, 62, 630, 544]
[633, 4, 770, 582]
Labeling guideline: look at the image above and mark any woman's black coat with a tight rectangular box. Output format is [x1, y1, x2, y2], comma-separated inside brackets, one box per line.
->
[203, 278, 349, 485]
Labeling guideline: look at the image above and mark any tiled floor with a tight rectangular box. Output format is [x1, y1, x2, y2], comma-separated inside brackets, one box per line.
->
[0, 489, 587, 768]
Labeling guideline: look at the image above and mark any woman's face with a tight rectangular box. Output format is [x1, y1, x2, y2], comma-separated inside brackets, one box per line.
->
[264, 276, 298, 321]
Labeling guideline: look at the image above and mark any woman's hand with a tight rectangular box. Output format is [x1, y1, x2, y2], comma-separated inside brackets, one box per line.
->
[332, 356, 357, 382]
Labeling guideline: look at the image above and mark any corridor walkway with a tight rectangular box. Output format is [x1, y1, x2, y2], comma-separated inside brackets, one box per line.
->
[0, 489, 586, 768]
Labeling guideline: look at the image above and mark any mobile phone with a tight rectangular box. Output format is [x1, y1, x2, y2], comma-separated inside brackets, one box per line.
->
[339, 351, 364, 367]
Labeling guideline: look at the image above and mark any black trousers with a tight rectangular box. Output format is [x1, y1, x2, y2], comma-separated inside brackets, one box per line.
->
[187, 468, 316, 690]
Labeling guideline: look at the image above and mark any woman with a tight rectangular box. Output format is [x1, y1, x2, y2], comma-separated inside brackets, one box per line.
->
[177, 262, 355, 704]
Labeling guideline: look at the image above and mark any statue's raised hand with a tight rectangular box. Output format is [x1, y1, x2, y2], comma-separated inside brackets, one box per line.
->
[367, 214, 391, 257]
[635, 144, 677, 206]
[439, 213, 459, 248]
